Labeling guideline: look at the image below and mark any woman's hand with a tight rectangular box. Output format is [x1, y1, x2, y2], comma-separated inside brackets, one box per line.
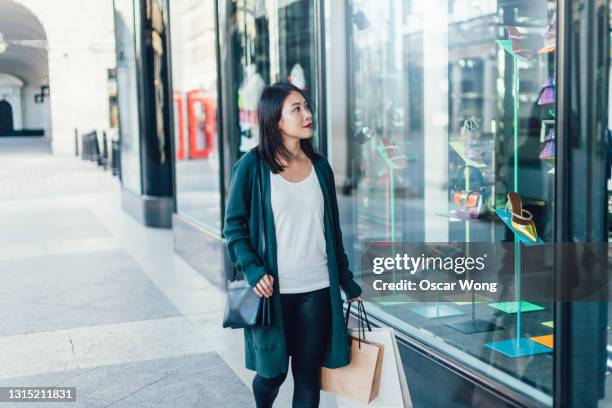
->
[254, 274, 274, 298]
[348, 296, 362, 304]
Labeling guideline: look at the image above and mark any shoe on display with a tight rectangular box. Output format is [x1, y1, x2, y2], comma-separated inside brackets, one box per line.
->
[504, 26, 536, 60]
[505, 26, 526, 40]
[538, 19, 556, 53]
[539, 130, 556, 163]
[505, 192, 538, 242]
[538, 77, 555, 105]
[379, 137, 409, 169]
[460, 116, 480, 144]
[459, 117, 483, 162]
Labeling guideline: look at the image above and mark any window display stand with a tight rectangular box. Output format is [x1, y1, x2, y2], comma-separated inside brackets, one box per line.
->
[373, 143, 464, 319]
[448, 141, 487, 169]
[375, 141, 417, 242]
[375, 142, 435, 313]
[484, 40, 551, 357]
[447, 168, 504, 334]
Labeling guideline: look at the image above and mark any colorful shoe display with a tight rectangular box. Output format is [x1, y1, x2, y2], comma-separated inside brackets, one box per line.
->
[538, 77, 555, 105]
[506, 192, 538, 242]
[538, 19, 556, 54]
[539, 130, 556, 163]
[504, 26, 536, 60]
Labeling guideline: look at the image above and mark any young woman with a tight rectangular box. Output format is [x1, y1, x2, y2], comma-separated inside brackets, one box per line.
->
[223, 82, 362, 408]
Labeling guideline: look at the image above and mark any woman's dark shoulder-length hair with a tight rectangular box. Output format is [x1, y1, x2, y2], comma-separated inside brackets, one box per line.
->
[254, 82, 318, 173]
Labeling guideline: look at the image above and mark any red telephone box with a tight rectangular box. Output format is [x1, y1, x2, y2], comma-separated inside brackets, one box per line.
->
[187, 90, 216, 159]
[173, 91, 186, 160]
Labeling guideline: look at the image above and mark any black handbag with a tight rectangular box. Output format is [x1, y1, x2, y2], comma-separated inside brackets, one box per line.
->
[222, 157, 272, 329]
[222, 271, 272, 329]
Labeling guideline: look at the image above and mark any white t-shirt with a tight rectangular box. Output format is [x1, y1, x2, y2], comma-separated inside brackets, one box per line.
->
[270, 163, 330, 294]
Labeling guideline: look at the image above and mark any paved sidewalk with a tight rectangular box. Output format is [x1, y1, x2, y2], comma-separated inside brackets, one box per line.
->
[0, 138, 318, 407]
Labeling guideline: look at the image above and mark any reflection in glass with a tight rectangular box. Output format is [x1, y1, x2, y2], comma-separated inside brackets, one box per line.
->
[169, 1, 221, 232]
[336, 0, 558, 403]
[114, 0, 142, 194]
[221, 0, 319, 159]
[602, 2, 612, 405]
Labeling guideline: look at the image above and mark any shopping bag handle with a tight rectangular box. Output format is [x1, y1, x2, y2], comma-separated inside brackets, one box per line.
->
[345, 300, 372, 348]
[344, 300, 372, 330]
[357, 301, 372, 332]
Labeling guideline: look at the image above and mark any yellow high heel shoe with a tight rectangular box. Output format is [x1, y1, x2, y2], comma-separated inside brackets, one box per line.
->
[506, 192, 538, 242]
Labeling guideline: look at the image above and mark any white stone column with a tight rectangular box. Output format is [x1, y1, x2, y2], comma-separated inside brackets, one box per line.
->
[421, 1, 450, 242]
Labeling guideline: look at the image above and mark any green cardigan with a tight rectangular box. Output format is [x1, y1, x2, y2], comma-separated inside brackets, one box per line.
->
[223, 149, 362, 378]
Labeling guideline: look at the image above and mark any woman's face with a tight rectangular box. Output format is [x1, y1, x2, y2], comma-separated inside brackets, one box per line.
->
[278, 91, 313, 141]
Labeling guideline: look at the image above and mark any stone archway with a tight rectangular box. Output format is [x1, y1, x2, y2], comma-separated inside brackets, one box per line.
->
[0, 0, 49, 138]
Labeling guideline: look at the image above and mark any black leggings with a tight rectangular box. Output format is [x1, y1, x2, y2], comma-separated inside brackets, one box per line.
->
[252, 286, 331, 408]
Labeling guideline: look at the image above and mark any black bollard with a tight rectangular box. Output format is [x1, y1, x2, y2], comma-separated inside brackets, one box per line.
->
[111, 137, 121, 177]
[93, 131, 101, 164]
[101, 131, 109, 170]
[74, 128, 79, 156]
[81, 132, 88, 160]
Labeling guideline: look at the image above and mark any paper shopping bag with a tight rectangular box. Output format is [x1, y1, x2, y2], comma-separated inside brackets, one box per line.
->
[321, 336, 384, 405]
[336, 328, 412, 408]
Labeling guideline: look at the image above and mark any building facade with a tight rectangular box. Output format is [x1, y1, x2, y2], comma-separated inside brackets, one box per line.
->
[114, 0, 611, 406]
[0, 0, 116, 155]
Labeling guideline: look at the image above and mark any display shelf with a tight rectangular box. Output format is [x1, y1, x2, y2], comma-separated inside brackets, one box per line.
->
[378, 301, 418, 306]
[540, 320, 610, 330]
[375, 142, 417, 241]
[496, 39, 535, 61]
[530, 335, 554, 348]
[538, 46, 556, 54]
[495, 208, 544, 245]
[442, 294, 493, 305]
[375, 142, 417, 170]
[447, 319, 503, 334]
[445, 154, 498, 333]
[449, 141, 487, 168]
[489, 301, 545, 313]
[484, 338, 552, 358]
[410, 304, 464, 318]
[437, 211, 495, 223]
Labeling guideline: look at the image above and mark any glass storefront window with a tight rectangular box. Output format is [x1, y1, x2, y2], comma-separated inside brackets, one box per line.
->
[334, 0, 558, 403]
[113, 0, 142, 194]
[601, 3, 612, 405]
[218, 0, 321, 159]
[168, 0, 222, 232]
